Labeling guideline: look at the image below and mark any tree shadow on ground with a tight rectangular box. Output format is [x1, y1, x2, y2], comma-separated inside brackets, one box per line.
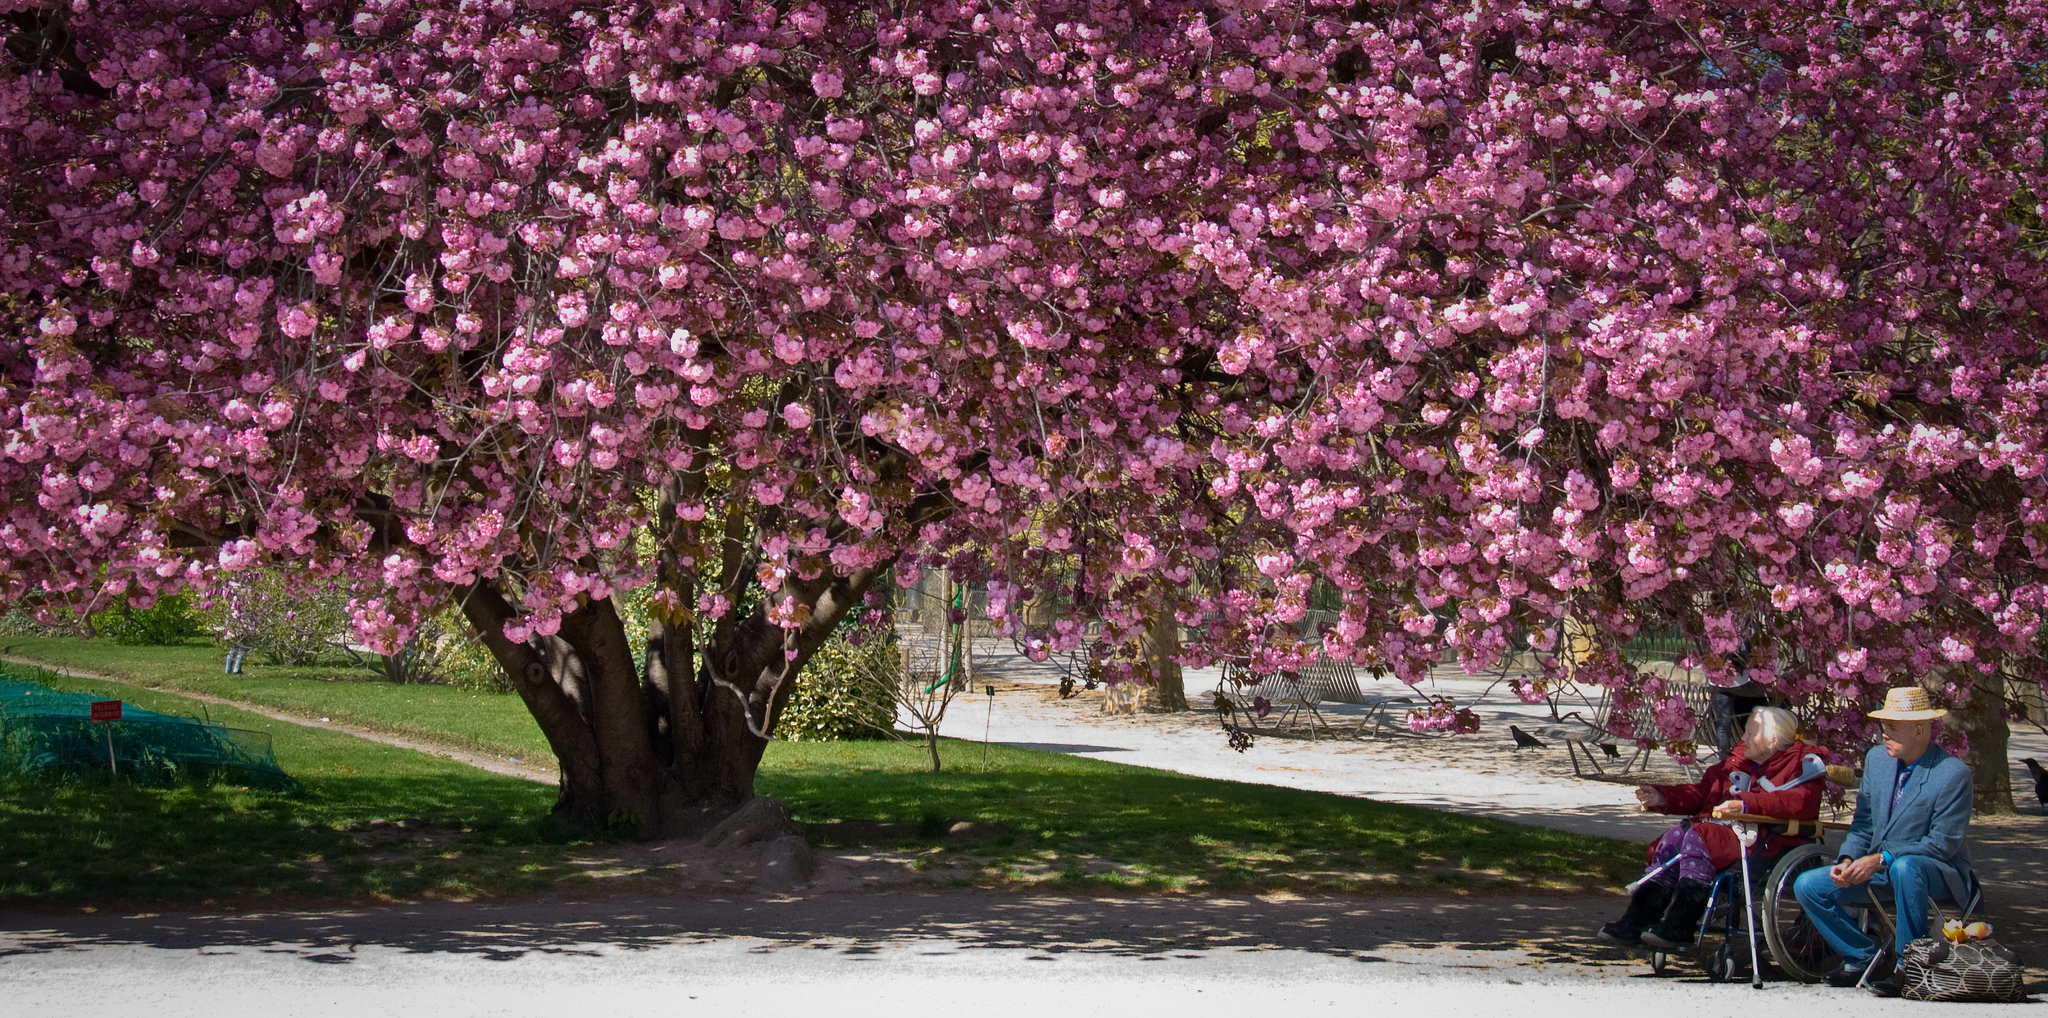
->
[6, 822, 2043, 995]
[0, 890, 1644, 967]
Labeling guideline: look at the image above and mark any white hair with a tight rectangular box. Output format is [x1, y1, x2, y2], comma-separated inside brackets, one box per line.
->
[1749, 706, 1798, 752]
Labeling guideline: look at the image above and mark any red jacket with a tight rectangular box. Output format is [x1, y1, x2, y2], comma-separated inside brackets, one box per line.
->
[1648, 740, 1825, 866]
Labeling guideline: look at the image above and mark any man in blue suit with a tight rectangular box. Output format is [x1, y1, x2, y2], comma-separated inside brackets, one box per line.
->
[1794, 686, 1976, 994]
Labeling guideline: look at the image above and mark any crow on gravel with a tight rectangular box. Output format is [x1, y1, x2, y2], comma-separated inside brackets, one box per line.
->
[1599, 742, 1620, 760]
[2023, 758, 2048, 809]
[1510, 725, 1547, 750]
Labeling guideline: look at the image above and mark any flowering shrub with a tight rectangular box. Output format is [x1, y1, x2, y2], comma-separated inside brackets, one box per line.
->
[1, 1, 2045, 825]
[201, 571, 355, 666]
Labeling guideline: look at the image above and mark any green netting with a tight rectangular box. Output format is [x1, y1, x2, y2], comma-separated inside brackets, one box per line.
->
[0, 674, 298, 793]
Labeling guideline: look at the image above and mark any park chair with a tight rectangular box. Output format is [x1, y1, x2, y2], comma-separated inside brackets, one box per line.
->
[1215, 649, 1363, 739]
[1565, 678, 1718, 779]
[1216, 660, 1330, 738]
[1357, 693, 1417, 738]
[1832, 865, 1988, 989]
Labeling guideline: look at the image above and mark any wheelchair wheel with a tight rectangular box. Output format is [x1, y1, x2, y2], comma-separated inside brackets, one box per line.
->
[1704, 943, 1733, 983]
[1762, 843, 1839, 983]
[1648, 949, 1668, 975]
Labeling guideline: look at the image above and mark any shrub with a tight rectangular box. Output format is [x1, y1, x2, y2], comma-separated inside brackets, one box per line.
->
[335, 611, 513, 691]
[199, 572, 511, 691]
[777, 628, 896, 742]
[94, 593, 204, 646]
[432, 617, 515, 693]
[0, 611, 67, 638]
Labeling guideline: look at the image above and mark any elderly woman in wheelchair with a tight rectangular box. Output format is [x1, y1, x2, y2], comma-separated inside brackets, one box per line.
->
[1600, 706, 1827, 950]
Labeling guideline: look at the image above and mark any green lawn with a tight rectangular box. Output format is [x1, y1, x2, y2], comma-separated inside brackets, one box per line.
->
[0, 643, 1644, 906]
[762, 739, 1641, 894]
[0, 665, 583, 907]
[0, 636, 554, 766]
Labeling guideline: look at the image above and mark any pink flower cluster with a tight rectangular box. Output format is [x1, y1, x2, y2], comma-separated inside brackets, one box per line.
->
[0, 1, 2044, 762]
[1407, 697, 1482, 736]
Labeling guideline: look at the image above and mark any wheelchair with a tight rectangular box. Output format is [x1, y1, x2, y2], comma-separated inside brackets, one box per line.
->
[1642, 836, 1837, 984]
[1641, 816, 1986, 986]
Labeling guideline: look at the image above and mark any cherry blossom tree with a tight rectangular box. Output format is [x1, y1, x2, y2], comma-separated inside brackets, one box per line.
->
[3, 0, 2045, 830]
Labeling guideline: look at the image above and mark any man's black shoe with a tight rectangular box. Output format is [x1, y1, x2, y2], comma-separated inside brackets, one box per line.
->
[1868, 956, 1905, 997]
[1823, 961, 1869, 988]
[1822, 949, 1893, 989]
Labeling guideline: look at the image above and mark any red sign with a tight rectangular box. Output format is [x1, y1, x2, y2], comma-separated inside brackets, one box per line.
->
[89, 700, 122, 722]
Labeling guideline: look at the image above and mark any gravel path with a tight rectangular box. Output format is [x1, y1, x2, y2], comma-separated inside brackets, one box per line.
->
[942, 646, 2048, 843]
[3, 890, 2039, 1017]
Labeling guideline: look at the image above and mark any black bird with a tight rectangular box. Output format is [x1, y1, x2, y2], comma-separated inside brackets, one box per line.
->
[1510, 725, 1547, 750]
[1599, 742, 1621, 760]
[2023, 758, 2048, 808]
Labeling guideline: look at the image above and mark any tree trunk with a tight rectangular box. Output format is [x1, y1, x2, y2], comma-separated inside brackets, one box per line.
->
[457, 565, 885, 837]
[925, 728, 942, 773]
[1953, 670, 2014, 815]
[380, 646, 407, 685]
[1139, 600, 1187, 712]
[443, 463, 950, 839]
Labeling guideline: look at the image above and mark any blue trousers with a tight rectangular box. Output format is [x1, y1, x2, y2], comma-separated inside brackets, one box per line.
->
[1791, 855, 1955, 963]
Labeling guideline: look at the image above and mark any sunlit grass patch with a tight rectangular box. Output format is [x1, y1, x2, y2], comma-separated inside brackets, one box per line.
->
[2, 637, 554, 766]
[761, 736, 1641, 895]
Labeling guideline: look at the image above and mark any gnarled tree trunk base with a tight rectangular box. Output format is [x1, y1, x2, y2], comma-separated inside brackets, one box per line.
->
[458, 553, 889, 841]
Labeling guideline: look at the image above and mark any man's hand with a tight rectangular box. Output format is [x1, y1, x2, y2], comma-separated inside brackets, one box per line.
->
[1634, 786, 1666, 811]
[1710, 799, 1746, 818]
[1830, 853, 1884, 888]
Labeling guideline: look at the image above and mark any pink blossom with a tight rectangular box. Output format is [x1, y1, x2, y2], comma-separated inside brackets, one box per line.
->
[276, 303, 318, 338]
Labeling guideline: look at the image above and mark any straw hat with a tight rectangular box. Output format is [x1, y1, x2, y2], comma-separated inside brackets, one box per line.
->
[1868, 686, 1948, 722]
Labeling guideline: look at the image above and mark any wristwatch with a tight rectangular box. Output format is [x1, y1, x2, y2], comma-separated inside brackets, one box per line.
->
[1880, 850, 1895, 868]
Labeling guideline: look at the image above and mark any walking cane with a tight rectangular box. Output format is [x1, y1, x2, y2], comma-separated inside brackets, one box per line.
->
[1735, 821, 1764, 988]
[1625, 855, 1680, 894]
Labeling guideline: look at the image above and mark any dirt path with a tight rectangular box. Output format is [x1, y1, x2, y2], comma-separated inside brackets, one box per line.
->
[943, 675, 1682, 841]
[0, 654, 558, 785]
[0, 888, 1631, 964]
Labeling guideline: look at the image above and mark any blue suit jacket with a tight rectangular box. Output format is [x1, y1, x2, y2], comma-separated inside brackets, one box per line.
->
[1839, 743, 1974, 905]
